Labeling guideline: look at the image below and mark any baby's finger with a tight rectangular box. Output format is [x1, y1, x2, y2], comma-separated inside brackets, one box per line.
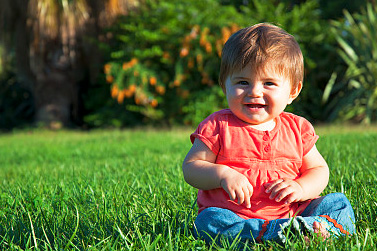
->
[246, 184, 254, 208]
[269, 182, 289, 200]
[274, 187, 293, 202]
[236, 189, 245, 205]
[225, 188, 236, 201]
[243, 188, 251, 208]
[283, 193, 296, 204]
[265, 179, 284, 193]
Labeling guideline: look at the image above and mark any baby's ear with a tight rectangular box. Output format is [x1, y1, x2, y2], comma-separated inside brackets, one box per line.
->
[288, 81, 302, 104]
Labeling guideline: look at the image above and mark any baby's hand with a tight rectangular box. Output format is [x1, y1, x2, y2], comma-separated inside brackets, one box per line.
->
[264, 179, 304, 204]
[220, 169, 253, 208]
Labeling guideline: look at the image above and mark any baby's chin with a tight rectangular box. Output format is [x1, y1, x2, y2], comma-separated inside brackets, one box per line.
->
[238, 117, 276, 131]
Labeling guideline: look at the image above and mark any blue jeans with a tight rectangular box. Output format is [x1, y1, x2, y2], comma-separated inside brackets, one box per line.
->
[194, 193, 355, 243]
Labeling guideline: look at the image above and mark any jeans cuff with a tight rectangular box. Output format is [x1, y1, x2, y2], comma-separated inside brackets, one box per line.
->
[271, 217, 305, 243]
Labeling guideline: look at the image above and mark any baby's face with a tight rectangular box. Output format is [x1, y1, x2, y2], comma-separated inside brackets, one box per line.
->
[224, 64, 300, 130]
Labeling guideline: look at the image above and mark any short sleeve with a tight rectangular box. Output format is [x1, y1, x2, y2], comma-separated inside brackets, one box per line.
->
[300, 118, 319, 156]
[190, 113, 222, 155]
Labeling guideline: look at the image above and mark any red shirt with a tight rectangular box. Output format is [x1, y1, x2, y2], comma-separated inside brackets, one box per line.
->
[191, 109, 319, 220]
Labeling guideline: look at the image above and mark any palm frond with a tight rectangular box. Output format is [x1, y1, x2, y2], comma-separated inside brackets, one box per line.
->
[327, 3, 377, 123]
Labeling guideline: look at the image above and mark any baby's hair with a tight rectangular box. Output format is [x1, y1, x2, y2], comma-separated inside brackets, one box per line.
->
[219, 23, 304, 93]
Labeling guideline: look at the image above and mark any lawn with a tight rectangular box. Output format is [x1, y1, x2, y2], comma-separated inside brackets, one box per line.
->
[0, 127, 376, 250]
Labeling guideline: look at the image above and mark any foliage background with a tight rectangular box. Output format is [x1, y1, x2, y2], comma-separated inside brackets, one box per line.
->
[0, 0, 375, 129]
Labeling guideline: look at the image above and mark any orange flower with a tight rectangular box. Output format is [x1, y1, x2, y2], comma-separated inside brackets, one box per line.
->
[129, 84, 136, 93]
[183, 35, 191, 44]
[205, 42, 212, 54]
[201, 77, 209, 85]
[122, 62, 130, 70]
[133, 71, 139, 77]
[122, 58, 138, 71]
[155, 85, 166, 95]
[190, 25, 200, 39]
[149, 77, 157, 86]
[135, 97, 141, 105]
[150, 99, 158, 108]
[173, 79, 181, 87]
[200, 36, 206, 46]
[104, 64, 111, 74]
[117, 90, 125, 104]
[123, 89, 132, 98]
[130, 58, 138, 66]
[135, 93, 147, 105]
[216, 39, 223, 57]
[222, 27, 232, 44]
[188, 58, 194, 69]
[106, 75, 114, 84]
[230, 23, 240, 33]
[163, 51, 170, 59]
[200, 27, 210, 46]
[201, 72, 210, 85]
[111, 85, 119, 98]
[180, 47, 189, 58]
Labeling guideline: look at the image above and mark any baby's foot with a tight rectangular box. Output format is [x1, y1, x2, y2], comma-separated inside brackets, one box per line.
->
[304, 221, 330, 244]
[313, 221, 330, 240]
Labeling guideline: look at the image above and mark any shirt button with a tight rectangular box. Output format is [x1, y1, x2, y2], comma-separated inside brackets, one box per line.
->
[263, 135, 269, 141]
[264, 145, 271, 152]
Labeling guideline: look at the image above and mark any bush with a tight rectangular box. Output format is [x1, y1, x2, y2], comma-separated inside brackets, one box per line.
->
[99, 0, 244, 126]
[323, 3, 377, 124]
[93, 0, 329, 126]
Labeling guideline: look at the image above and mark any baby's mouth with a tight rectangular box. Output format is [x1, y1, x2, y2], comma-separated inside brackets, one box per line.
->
[245, 104, 266, 109]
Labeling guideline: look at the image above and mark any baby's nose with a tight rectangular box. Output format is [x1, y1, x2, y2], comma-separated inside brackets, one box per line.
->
[248, 83, 263, 97]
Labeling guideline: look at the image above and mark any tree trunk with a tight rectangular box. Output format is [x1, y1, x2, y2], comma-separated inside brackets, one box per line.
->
[35, 70, 78, 128]
[1, 0, 139, 129]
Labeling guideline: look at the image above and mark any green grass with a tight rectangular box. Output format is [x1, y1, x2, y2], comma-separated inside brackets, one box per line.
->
[0, 127, 376, 250]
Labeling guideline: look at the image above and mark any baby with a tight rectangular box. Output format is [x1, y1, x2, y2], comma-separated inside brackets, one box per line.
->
[182, 23, 355, 244]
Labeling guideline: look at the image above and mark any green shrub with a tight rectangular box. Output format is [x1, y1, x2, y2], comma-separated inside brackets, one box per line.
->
[318, 0, 368, 19]
[95, 0, 327, 126]
[324, 3, 377, 124]
[101, 0, 243, 126]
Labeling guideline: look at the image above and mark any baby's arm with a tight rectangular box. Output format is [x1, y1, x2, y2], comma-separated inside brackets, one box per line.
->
[182, 138, 254, 208]
[264, 145, 329, 204]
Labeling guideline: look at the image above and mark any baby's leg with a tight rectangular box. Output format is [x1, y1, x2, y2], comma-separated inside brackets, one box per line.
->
[193, 207, 264, 243]
[299, 193, 356, 236]
[194, 207, 302, 244]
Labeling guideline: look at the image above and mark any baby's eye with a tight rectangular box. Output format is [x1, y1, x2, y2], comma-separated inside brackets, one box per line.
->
[237, 81, 249, 86]
[264, 82, 276, 86]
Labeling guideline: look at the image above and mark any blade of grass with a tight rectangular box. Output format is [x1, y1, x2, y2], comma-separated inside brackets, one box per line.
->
[27, 212, 38, 249]
[64, 205, 80, 250]
[116, 224, 132, 249]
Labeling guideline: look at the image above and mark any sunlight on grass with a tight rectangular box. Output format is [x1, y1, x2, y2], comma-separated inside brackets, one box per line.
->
[0, 126, 376, 250]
